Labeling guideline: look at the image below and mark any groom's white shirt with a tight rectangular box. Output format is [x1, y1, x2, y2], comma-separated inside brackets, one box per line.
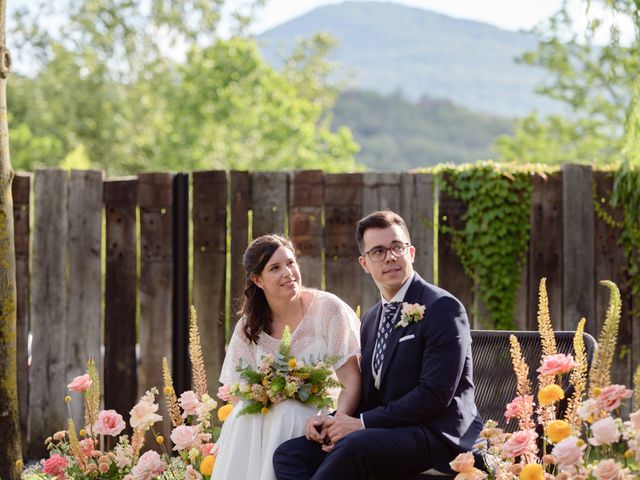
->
[372, 273, 414, 390]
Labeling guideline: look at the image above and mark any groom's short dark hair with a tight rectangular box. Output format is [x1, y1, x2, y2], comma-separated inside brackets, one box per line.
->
[356, 210, 410, 254]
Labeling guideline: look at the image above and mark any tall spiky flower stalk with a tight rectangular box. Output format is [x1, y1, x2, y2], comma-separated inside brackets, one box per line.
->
[67, 418, 87, 471]
[564, 318, 588, 431]
[589, 280, 622, 396]
[85, 357, 101, 436]
[633, 365, 640, 412]
[189, 306, 208, 398]
[537, 278, 557, 363]
[509, 335, 535, 430]
[162, 357, 183, 427]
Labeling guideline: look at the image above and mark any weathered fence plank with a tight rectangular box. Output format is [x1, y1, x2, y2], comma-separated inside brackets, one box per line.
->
[361, 173, 403, 310]
[325, 173, 363, 311]
[29, 169, 69, 459]
[437, 174, 474, 323]
[562, 164, 595, 332]
[290, 171, 323, 289]
[193, 171, 227, 387]
[67, 170, 103, 426]
[173, 173, 190, 393]
[138, 172, 174, 444]
[12, 173, 30, 452]
[528, 172, 563, 330]
[230, 171, 251, 331]
[593, 171, 632, 386]
[104, 178, 138, 427]
[401, 172, 434, 283]
[251, 172, 288, 238]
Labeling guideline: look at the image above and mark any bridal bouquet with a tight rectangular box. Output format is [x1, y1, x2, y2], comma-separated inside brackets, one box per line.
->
[229, 326, 342, 416]
[450, 279, 640, 480]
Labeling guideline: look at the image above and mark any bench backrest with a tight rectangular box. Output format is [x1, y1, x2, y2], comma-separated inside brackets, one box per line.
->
[470, 330, 597, 432]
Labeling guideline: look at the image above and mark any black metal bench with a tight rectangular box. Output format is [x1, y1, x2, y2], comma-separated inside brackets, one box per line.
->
[412, 329, 597, 479]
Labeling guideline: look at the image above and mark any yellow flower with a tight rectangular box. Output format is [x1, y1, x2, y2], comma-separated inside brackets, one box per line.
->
[16, 459, 24, 470]
[156, 435, 164, 444]
[311, 384, 319, 394]
[546, 419, 571, 443]
[79, 429, 87, 437]
[262, 377, 269, 386]
[288, 358, 297, 369]
[217, 403, 234, 422]
[261, 407, 269, 415]
[625, 449, 635, 459]
[64, 395, 72, 403]
[519, 463, 544, 480]
[537, 384, 564, 405]
[200, 455, 215, 476]
[163, 386, 173, 395]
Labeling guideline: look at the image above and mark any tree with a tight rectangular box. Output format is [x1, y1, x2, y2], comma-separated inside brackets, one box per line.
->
[0, 0, 23, 477]
[7, 0, 358, 174]
[496, 0, 640, 165]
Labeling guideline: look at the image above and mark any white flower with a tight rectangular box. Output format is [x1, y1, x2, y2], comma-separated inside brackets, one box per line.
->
[395, 302, 426, 329]
[577, 398, 599, 421]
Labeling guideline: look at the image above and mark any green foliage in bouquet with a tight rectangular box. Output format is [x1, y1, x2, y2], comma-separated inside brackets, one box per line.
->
[231, 326, 341, 416]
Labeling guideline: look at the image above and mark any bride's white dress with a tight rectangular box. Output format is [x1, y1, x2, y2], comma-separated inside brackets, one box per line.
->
[211, 289, 360, 480]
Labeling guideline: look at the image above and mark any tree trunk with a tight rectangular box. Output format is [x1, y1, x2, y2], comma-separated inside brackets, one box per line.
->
[0, 0, 23, 477]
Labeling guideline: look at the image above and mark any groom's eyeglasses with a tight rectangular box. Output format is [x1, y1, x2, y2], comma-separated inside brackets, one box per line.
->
[365, 242, 411, 262]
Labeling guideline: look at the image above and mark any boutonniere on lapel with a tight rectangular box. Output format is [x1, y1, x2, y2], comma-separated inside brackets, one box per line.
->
[394, 302, 426, 328]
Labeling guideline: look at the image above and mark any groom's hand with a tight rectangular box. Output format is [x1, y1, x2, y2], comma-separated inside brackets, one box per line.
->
[304, 414, 329, 443]
[324, 412, 363, 450]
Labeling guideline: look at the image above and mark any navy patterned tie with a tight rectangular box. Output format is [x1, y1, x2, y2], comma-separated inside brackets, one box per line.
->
[373, 301, 401, 374]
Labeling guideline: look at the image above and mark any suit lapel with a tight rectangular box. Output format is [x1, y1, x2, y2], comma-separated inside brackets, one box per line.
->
[361, 302, 382, 389]
[379, 274, 425, 385]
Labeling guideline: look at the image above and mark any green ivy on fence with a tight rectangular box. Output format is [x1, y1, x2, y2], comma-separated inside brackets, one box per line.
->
[429, 161, 541, 330]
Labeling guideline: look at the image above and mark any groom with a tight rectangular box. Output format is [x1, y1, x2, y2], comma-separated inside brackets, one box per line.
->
[273, 210, 483, 479]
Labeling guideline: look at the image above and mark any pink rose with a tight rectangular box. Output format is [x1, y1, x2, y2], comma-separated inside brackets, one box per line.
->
[67, 374, 92, 393]
[537, 354, 575, 376]
[629, 409, 640, 430]
[179, 390, 200, 417]
[504, 395, 533, 421]
[171, 425, 201, 451]
[597, 385, 633, 412]
[501, 429, 538, 459]
[184, 465, 203, 480]
[131, 451, 166, 480]
[449, 452, 475, 473]
[94, 409, 126, 436]
[593, 459, 625, 480]
[43, 454, 69, 477]
[552, 436, 585, 467]
[589, 416, 620, 446]
[129, 399, 162, 431]
[200, 443, 217, 456]
[217, 385, 231, 402]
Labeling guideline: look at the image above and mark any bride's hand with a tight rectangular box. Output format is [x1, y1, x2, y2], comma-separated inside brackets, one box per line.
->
[304, 415, 329, 443]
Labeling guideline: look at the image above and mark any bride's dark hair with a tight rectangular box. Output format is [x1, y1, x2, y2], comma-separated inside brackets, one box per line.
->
[240, 234, 296, 344]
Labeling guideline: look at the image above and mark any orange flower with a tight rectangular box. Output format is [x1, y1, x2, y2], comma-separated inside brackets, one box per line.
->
[200, 455, 215, 476]
[519, 463, 544, 480]
[217, 403, 234, 422]
[537, 384, 564, 406]
[546, 419, 572, 443]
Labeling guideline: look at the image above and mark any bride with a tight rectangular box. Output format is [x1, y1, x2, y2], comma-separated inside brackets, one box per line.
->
[211, 234, 361, 480]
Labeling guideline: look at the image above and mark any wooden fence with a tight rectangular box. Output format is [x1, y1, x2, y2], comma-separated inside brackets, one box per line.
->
[11, 165, 637, 458]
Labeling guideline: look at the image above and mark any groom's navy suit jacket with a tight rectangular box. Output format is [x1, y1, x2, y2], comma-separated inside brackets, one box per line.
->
[358, 273, 483, 473]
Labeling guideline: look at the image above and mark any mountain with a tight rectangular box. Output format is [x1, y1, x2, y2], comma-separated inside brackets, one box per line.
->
[257, 1, 561, 118]
[332, 90, 513, 170]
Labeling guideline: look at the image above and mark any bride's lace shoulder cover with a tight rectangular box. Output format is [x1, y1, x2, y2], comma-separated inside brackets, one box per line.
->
[218, 289, 361, 386]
